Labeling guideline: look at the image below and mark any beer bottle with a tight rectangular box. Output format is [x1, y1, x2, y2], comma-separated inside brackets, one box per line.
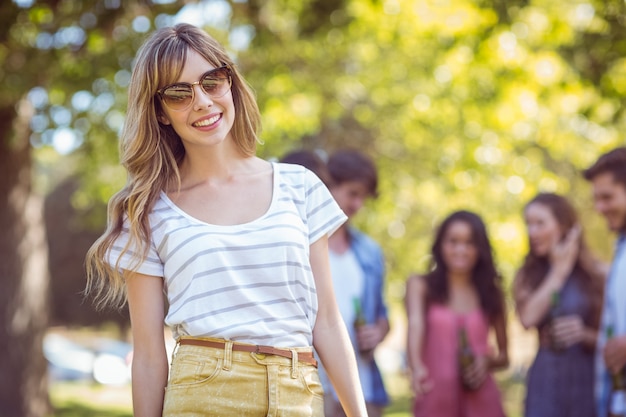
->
[353, 297, 366, 328]
[549, 291, 564, 352]
[352, 297, 370, 356]
[608, 326, 626, 417]
[458, 325, 476, 391]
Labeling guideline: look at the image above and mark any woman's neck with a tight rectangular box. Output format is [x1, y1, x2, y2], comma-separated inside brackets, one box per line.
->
[447, 271, 480, 313]
[448, 271, 473, 287]
[178, 146, 254, 185]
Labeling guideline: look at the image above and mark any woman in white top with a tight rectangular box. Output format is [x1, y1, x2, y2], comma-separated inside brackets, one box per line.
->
[86, 23, 367, 417]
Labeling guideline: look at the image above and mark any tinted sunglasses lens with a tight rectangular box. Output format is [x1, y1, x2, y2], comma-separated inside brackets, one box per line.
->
[201, 69, 231, 97]
[162, 86, 193, 110]
[160, 67, 231, 110]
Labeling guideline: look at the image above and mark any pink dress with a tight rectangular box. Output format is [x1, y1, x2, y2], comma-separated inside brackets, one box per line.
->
[413, 304, 505, 417]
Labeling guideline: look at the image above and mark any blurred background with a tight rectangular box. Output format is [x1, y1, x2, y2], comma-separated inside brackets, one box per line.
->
[1, 0, 624, 416]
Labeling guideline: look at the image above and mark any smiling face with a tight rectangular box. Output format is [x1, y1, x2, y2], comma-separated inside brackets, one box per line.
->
[158, 49, 235, 152]
[524, 202, 562, 257]
[441, 220, 479, 275]
[591, 172, 626, 233]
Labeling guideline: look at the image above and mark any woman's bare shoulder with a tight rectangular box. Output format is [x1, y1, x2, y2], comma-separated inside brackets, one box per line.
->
[406, 274, 428, 294]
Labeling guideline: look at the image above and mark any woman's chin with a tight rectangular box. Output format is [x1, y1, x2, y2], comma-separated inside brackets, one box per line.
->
[530, 247, 549, 258]
[448, 264, 474, 275]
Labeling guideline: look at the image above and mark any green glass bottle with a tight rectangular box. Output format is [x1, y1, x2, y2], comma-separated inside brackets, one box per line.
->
[458, 326, 476, 391]
[549, 291, 564, 353]
[352, 297, 370, 356]
[352, 297, 366, 328]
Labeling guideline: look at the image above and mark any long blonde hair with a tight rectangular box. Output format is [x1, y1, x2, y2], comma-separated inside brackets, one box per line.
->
[85, 24, 261, 309]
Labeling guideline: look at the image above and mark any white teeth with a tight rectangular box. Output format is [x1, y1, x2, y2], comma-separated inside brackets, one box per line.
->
[193, 115, 220, 127]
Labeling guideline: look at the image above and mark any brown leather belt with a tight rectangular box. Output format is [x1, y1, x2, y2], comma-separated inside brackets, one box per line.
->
[178, 338, 318, 368]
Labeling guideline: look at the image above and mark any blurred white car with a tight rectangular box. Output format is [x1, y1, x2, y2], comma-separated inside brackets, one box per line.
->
[44, 333, 132, 385]
[91, 338, 133, 385]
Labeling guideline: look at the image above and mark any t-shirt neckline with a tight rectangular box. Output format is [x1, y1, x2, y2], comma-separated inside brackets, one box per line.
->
[159, 162, 278, 227]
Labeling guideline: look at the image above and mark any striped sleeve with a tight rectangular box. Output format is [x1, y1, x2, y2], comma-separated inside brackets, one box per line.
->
[304, 169, 347, 244]
[106, 218, 164, 277]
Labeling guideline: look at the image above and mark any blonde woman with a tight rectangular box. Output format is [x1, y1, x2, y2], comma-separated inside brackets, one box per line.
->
[86, 24, 367, 417]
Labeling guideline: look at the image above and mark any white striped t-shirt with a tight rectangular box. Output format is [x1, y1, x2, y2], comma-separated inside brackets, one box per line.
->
[110, 162, 346, 347]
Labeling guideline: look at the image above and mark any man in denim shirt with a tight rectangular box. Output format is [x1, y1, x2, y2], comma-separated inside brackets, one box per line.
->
[321, 149, 390, 417]
[584, 147, 626, 417]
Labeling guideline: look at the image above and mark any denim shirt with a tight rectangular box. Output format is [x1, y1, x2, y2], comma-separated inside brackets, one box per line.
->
[596, 234, 626, 417]
[347, 227, 390, 406]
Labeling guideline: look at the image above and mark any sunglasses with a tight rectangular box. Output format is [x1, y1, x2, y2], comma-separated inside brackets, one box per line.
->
[156, 65, 232, 111]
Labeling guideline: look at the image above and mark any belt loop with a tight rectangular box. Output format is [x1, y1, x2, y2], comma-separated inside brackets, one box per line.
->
[290, 349, 298, 379]
[223, 340, 233, 371]
[172, 337, 181, 362]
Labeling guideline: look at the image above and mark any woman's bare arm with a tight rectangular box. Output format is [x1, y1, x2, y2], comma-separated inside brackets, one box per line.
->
[126, 271, 169, 417]
[405, 275, 432, 397]
[310, 236, 367, 417]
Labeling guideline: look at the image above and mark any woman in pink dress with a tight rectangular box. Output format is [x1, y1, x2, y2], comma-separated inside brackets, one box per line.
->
[406, 210, 508, 417]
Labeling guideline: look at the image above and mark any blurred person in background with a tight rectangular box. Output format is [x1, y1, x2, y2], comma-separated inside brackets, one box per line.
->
[315, 149, 390, 417]
[513, 192, 605, 417]
[85, 24, 368, 417]
[280, 149, 333, 187]
[583, 147, 626, 417]
[406, 210, 508, 417]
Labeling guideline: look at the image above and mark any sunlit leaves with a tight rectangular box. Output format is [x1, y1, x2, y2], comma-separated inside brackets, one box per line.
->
[86, 30, 109, 54]
[605, 58, 626, 95]
[28, 5, 53, 25]
[408, 0, 498, 37]
[257, 0, 626, 287]
[3, 0, 623, 293]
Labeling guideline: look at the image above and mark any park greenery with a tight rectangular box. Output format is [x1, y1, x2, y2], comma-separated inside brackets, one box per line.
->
[1, 0, 625, 415]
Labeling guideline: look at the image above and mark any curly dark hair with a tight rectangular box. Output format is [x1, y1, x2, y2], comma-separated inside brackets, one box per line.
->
[425, 210, 505, 320]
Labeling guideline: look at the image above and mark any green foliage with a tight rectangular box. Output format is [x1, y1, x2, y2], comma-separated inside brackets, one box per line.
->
[5, 0, 623, 302]
[237, 0, 623, 301]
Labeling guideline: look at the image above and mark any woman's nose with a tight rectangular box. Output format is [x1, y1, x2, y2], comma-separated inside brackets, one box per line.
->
[193, 84, 214, 109]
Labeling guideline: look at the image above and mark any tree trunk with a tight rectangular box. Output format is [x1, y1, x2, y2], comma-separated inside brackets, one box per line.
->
[0, 102, 51, 416]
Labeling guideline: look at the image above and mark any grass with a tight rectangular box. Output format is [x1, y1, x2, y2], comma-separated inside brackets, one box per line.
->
[50, 382, 132, 417]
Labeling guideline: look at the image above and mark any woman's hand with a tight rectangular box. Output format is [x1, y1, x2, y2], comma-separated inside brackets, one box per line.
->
[549, 225, 581, 282]
[462, 355, 489, 390]
[550, 314, 585, 348]
[410, 363, 433, 399]
[515, 226, 582, 330]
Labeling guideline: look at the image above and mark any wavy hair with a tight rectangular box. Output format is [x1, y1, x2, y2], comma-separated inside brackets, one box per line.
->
[425, 210, 505, 320]
[85, 24, 261, 309]
[515, 193, 604, 324]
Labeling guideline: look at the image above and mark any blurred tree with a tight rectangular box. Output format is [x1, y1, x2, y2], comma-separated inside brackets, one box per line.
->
[0, 1, 180, 415]
[44, 178, 130, 331]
